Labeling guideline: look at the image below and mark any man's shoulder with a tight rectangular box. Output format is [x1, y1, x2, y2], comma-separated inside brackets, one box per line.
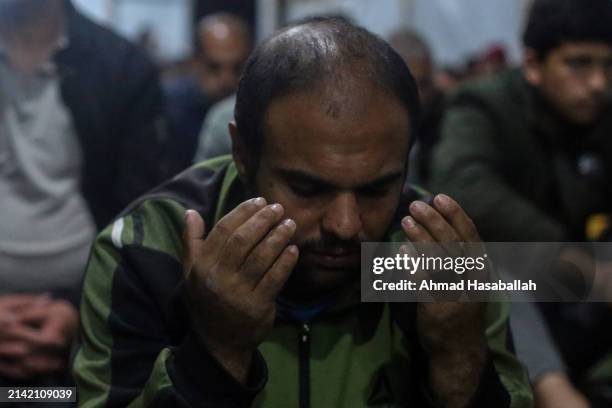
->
[449, 69, 528, 117]
[95, 157, 236, 263]
[124, 156, 236, 221]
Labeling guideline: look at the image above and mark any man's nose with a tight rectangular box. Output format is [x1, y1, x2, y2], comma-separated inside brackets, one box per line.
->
[321, 192, 363, 241]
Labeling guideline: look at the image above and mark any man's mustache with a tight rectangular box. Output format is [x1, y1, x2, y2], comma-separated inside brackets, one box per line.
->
[297, 235, 362, 255]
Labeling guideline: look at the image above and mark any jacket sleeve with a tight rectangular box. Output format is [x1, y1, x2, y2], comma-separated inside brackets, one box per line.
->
[73, 199, 267, 407]
[430, 102, 568, 241]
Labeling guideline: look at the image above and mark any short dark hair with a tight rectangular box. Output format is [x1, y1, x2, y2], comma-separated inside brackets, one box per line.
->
[234, 17, 420, 168]
[523, 0, 612, 58]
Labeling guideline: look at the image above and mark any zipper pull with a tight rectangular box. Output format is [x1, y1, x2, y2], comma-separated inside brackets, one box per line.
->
[301, 323, 310, 343]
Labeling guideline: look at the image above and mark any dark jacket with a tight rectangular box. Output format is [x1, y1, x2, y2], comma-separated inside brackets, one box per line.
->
[430, 69, 612, 394]
[55, 2, 171, 229]
[431, 69, 612, 242]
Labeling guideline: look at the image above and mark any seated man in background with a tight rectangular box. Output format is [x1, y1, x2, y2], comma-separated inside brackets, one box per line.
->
[74, 17, 532, 408]
[164, 13, 252, 173]
[193, 92, 236, 163]
[388, 29, 445, 186]
[0, 0, 168, 387]
[431, 0, 612, 405]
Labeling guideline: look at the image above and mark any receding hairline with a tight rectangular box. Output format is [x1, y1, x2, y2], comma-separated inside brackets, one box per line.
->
[263, 75, 414, 123]
[233, 16, 421, 166]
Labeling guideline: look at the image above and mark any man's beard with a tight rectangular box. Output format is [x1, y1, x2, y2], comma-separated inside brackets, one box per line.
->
[280, 233, 362, 304]
[242, 182, 365, 303]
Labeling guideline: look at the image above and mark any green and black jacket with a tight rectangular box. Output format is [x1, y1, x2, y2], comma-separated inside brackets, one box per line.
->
[73, 156, 533, 407]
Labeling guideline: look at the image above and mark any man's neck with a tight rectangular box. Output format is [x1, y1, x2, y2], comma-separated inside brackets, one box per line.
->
[0, 0, 66, 74]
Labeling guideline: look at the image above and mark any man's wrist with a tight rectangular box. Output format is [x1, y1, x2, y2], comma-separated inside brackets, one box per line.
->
[426, 338, 487, 408]
[195, 333, 255, 385]
[170, 333, 268, 407]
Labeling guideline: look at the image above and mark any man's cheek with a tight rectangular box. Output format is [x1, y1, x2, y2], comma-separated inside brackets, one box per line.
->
[366, 200, 399, 237]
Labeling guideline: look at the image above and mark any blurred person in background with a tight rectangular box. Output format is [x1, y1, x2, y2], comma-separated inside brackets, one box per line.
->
[193, 93, 236, 163]
[389, 29, 445, 185]
[136, 25, 160, 61]
[432, 0, 612, 406]
[193, 14, 354, 165]
[164, 12, 252, 173]
[0, 0, 168, 390]
[471, 44, 509, 78]
[434, 66, 465, 94]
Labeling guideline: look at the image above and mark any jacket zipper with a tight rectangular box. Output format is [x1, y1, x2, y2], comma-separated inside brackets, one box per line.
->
[299, 323, 310, 408]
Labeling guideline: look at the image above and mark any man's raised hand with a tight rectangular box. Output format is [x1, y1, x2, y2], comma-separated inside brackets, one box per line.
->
[182, 198, 299, 383]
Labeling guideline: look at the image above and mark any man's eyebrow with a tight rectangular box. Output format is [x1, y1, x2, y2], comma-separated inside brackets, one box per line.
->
[277, 168, 404, 190]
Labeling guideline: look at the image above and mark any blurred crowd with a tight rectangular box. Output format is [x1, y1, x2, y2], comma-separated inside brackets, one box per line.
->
[1, 0, 611, 407]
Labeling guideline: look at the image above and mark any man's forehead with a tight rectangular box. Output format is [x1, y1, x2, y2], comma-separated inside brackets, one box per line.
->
[259, 88, 411, 183]
[268, 79, 409, 123]
[270, 165, 406, 193]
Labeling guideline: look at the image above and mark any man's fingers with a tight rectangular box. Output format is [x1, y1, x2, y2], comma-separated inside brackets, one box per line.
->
[205, 197, 268, 254]
[0, 360, 29, 380]
[432, 194, 481, 243]
[219, 204, 285, 269]
[407, 201, 463, 257]
[184, 209, 206, 240]
[402, 215, 434, 242]
[39, 301, 79, 343]
[242, 218, 296, 285]
[0, 341, 28, 359]
[256, 245, 299, 300]
[2, 324, 64, 352]
[0, 313, 16, 328]
[0, 355, 66, 379]
[401, 215, 448, 263]
[183, 209, 207, 276]
[12, 295, 57, 325]
[0, 294, 50, 313]
[23, 354, 65, 375]
[14, 306, 47, 326]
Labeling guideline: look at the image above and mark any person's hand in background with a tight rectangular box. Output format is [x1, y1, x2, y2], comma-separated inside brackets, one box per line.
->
[534, 372, 590, 408]
[0, 294, 78, 380]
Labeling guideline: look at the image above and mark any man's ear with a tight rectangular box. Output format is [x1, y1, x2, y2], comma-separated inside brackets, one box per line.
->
[523, 48, 543, 87]
[229, 121, 250, 183]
